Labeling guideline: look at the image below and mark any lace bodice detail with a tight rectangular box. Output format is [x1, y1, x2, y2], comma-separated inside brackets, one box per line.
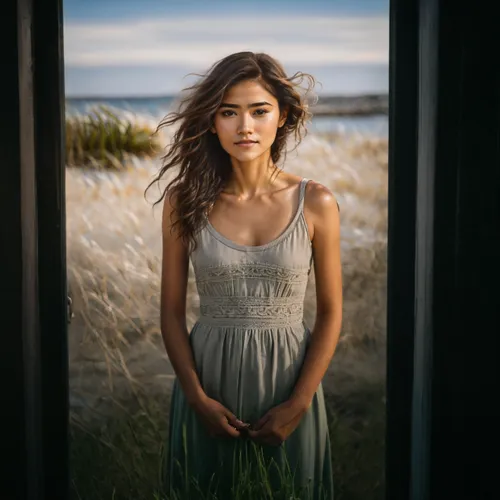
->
[190, 178, 313, 328]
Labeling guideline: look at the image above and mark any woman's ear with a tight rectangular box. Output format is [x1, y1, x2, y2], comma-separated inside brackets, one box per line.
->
[278, 107, 289, 128]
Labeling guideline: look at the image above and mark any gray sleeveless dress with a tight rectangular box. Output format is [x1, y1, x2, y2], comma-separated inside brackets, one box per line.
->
[165, 178, 334, 499]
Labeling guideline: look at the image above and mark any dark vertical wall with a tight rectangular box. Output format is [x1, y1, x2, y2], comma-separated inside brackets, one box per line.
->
[387, 1, 500, 500]
[1, 0, 68, 498]
[428, 3, 499, 500]
[2, 0, 30, 494]
[386, 0, 419, 498]
[2, 0, 42, 497]
[34, 0, 69, 497]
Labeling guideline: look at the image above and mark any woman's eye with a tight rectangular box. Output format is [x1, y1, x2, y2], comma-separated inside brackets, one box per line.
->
[220, 109, 268, 117]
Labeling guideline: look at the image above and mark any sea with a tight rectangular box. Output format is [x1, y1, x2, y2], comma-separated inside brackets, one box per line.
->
[66, 95, 388, 137]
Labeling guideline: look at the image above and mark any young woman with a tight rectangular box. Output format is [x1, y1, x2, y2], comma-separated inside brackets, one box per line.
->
[145, 52, 342, 499]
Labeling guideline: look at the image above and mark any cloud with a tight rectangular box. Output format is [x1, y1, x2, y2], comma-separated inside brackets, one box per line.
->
[63, 15, 388, 68]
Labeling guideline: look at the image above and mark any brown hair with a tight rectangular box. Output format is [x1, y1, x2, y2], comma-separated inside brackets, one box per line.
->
[144, 51, 316, 254]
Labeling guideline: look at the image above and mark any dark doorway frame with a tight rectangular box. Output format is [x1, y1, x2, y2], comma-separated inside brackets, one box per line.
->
[3, 0, 499, 499]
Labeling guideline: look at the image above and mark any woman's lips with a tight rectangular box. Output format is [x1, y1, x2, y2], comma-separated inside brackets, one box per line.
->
[235, 141, 258, 148]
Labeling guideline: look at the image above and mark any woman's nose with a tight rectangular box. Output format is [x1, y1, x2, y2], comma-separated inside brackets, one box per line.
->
[237, 115, 253, 134]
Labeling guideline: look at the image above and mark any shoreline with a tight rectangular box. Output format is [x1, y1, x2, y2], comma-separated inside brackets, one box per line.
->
[66, 93, 389, 118]
[310, 107, 388, 117]
[309, 94, 388, 116]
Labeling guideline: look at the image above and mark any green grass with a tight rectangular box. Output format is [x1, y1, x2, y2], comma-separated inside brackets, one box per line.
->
[70, 384, 385, 500]
[65, 106, 160, 169]
[325, 385, 386, 500]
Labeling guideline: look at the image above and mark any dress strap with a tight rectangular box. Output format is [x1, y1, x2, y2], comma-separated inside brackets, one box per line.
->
[298, 178, 310, 211]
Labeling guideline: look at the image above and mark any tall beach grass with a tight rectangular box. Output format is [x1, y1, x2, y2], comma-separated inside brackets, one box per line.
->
[65, 105, 160, 169]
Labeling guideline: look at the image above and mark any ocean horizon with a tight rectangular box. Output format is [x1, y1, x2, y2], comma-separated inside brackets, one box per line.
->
[66, 93, 389, 137]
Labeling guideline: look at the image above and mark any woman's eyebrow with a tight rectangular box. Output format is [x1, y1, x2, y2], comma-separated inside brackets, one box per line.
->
[219, 101, 273, 108]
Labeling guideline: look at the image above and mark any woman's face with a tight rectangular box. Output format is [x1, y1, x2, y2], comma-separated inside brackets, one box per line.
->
[211, 80, 287, 163]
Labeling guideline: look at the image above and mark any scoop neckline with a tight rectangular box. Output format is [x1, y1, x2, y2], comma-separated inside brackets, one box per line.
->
[204, 178, 307, 252]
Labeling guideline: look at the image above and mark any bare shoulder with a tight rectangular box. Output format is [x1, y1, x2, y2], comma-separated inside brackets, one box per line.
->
[304, 180, 339, 220]
[305, 179, 337, 206]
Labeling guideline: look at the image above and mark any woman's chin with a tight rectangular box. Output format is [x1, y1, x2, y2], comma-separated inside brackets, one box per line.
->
[228, 145, 271, 161]
[229, 150, 261, 162]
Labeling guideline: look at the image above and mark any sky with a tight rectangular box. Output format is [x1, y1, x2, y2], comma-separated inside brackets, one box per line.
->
[63, 0, 389, 97]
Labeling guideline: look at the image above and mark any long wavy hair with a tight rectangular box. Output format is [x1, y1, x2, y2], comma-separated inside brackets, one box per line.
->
[144, 51, 316, 254]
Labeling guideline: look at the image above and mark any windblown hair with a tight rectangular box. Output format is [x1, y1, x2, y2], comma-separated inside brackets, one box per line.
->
[144, 51, 316, 254]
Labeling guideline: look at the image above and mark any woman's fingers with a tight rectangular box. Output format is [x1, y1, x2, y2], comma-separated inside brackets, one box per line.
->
[247, 427, 271, 441]
[251, 413, 271, 432]
[225, 411, 250, 430]
[222, 420, 241, 438]
[214, 410, 248, 438]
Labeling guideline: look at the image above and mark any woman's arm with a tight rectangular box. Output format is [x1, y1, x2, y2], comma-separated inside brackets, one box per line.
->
[160, 190, 206, 407]
[289, 182, 343, 409]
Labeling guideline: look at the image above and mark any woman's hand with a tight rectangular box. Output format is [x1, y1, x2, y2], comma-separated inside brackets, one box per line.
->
[192, 395, 250, 438]
[247, 398, 309, 446]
